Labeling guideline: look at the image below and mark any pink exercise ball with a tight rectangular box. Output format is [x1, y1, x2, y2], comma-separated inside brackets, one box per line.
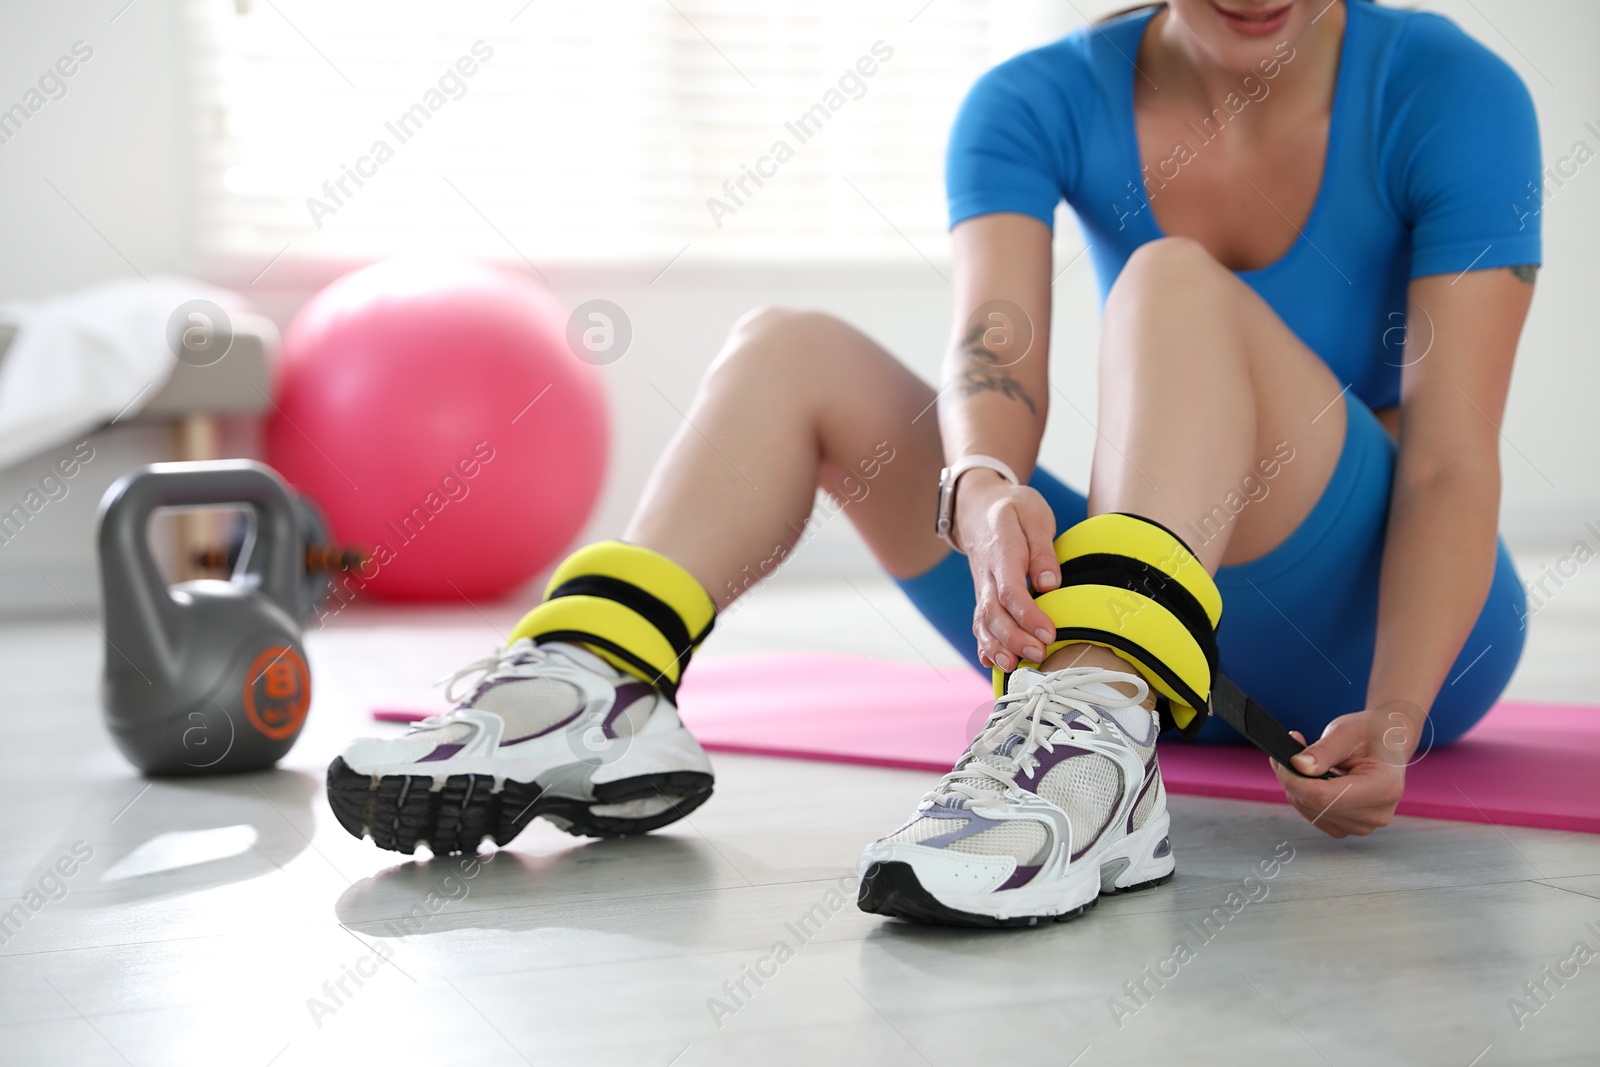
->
[266, 257, 608, 602]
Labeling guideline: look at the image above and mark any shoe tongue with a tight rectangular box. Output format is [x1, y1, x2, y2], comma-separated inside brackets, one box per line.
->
[974, 669, 1061, 767]
[1005, 668, 1049, 696]
[949, 669, 1154, 802]
[1075, 678, 1156, 740]
[1005, 669, 1123, 708]
[1001, 671, 1150, 736]
[539, 641, 623, 679]
[949, 672, 1058, 799]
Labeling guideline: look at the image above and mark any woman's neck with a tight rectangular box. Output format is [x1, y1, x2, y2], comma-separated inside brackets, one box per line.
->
[1143, 1, 1346, 121]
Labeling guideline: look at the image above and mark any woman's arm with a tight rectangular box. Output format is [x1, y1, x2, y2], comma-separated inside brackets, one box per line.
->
[943, 213, 1054, 467]
[1368, 268, 1533, 741]
[1277, 266, 1535, 836]
[943, 212, 1063, 671]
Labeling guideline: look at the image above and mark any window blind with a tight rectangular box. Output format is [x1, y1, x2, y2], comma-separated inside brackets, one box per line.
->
[189, 0, 1091, 266]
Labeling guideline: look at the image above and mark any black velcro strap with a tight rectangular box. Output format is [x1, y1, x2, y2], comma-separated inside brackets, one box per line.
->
[1208, 674, 1334, 779]
[1054, 553, 1219, 675]
[549, 575, 695, 663]
[1153, 694, 1205, 739]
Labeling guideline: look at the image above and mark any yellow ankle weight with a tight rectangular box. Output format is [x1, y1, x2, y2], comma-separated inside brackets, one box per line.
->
[993, 513, 1221, 735]
[510, 541, 715, 699]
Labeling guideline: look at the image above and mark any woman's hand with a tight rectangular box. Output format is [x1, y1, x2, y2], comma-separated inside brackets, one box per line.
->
[954, 470, 1061, 672]
[1272, 711, 1409, 838]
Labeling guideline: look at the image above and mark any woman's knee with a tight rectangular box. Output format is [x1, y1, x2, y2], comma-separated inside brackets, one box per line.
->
[1106, 236, 1229, 312]
[727, 304, 815, 343]
[723, 305, 859, 357]
[710, 305, 887, 406]
[711, 306, 853, 379]
[1101, 237, 1245, 382]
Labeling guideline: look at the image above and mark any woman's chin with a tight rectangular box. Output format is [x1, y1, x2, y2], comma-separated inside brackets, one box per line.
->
[1211, 1, 1295, 40]
[1171, 0, 1310, 71]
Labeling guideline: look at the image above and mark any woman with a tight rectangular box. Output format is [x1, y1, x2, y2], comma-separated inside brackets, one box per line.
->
[328, 0, 1540, 928]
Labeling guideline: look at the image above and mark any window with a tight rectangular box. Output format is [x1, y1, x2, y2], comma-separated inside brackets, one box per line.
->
[190, 0, 1090, 267]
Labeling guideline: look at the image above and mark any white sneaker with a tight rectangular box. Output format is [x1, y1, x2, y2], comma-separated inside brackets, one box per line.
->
[327, 639, 714, 854]
[857, 666, 1174, 926]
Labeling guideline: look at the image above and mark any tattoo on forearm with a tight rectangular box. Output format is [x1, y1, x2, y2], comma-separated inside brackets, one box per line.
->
[1510, 264, 1538, 285]
[958, 321, 1001, 364]
[949, 321, 1038, 414]
[955, 365, 1038, 414]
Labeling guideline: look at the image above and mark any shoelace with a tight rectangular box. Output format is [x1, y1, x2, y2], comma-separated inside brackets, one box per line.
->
[928, 667, 1150, 806]
[403, 641, 552, 733]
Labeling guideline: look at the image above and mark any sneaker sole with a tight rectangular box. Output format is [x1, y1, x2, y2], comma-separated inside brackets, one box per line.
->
[856, 860, 1173, 928]
[326, 756, 714, 855]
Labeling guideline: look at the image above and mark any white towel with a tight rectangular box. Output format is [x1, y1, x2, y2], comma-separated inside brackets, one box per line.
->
[0, 276, 250, 469]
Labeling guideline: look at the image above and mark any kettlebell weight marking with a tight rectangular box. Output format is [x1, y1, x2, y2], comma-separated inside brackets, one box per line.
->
[244, 645, 312, 742]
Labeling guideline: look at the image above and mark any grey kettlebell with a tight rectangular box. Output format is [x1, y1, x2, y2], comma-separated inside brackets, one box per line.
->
[97, 461, 311, 776]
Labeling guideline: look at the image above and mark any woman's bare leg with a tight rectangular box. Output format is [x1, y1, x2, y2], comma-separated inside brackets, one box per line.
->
[624, 238, 1352, 683]
[1092, 236, 1347, 566]
[1042, 236, 1351, 681]
[624, 307, 949, 610]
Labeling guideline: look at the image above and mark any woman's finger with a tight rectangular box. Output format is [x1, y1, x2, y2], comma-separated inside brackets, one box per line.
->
[1293, 715, 1362, 777]
[1289, 765, 1362, 812]
[989, 510, 1055, 652]
[982, 598, 1043, 667]
[975, 603, 1025, 670]
[1017, 491, 1060, 594]
[984, 517, 1047, 663]
[973, 615, 1001, 668]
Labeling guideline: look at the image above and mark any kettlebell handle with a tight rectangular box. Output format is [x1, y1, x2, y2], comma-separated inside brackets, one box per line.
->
[98, 461, 305, 673]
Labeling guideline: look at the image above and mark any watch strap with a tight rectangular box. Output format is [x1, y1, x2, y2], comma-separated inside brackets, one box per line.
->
[936, 454, 1021, 553]
[948, 454, 1020, 488]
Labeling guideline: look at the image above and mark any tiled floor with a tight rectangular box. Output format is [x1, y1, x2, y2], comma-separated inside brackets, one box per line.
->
[3, 549, 1599, 1065]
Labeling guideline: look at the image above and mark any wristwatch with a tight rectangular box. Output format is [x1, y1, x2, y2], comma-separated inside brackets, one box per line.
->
[934, 455, 1020, 553]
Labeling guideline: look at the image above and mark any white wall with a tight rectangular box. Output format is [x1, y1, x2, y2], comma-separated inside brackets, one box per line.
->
[0, 0, 193, 296]
[0, 0, 191, 611]
[1439, 0, 1600, 546]
[2, 0, 1597, 614]
[223, 256, 1106, 584]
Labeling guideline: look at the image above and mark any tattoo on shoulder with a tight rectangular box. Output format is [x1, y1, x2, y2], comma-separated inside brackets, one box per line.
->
[949, 321, 1038, 414]
[1510, 264, 1538, 285]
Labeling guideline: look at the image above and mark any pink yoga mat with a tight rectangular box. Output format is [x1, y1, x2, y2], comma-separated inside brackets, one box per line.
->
[374, 653, 1600, 834]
